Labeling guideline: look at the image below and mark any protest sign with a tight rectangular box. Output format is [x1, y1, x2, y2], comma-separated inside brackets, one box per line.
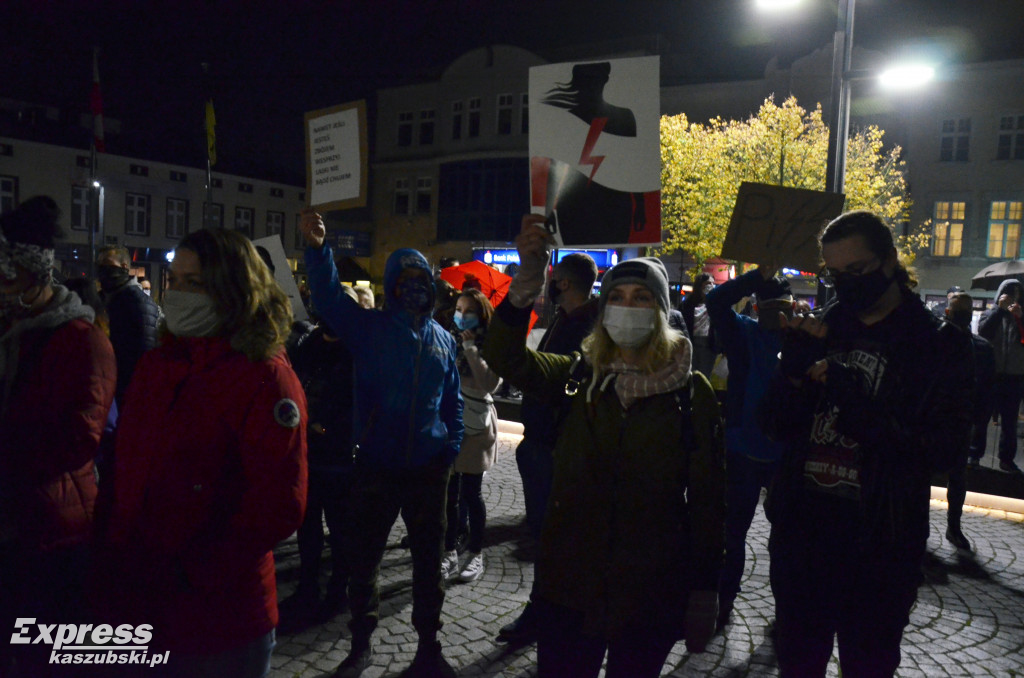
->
[721, 182, 845, 272]
[529, 56, 661, 247]
[253, 235, 308, 322]
[305, 100, 367, 211]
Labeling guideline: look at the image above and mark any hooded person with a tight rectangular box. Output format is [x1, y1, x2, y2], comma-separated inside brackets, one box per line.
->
[0, 196, 116, 675]
[705, 268, 795, 629]
[978, 278, 1024, 473]
[481, 214, 726, 678]
[299, 210, 463, 678]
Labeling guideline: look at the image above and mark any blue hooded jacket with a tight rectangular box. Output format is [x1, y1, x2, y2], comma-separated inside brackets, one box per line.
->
[305, 244, 463, 469]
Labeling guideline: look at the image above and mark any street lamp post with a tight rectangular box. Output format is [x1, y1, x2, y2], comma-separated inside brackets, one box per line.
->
[824, 0, 855, 195]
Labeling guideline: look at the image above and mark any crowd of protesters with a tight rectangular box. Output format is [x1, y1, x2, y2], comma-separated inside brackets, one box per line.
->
[0, 194, 1006, 678]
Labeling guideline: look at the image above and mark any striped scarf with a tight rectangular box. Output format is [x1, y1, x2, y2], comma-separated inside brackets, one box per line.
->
[594, 340, 693, 409]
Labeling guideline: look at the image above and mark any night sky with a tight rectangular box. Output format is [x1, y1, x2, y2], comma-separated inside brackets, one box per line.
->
[3, 0, 1022, 185]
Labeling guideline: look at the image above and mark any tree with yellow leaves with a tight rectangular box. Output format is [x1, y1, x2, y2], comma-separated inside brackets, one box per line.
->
[660, 96, 924, 269]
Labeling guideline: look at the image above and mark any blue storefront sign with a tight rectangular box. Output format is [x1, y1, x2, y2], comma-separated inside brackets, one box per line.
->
[325, 230, 372, 258]
[474, 248, 618, 269]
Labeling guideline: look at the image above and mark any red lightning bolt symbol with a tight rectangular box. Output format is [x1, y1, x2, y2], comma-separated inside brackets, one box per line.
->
[579, 117, 608, 184]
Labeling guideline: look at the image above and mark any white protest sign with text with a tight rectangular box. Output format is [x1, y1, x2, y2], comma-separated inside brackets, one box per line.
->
[253, 235, 308, 322]
[305, 100, 368, 211]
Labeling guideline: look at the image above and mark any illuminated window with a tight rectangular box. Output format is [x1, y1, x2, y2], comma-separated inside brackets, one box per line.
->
[932, 201, 964, 257]
[987, 201, 1023, 258]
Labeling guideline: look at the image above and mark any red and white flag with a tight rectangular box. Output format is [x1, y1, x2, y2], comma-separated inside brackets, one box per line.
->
[91, 48, 105, 152]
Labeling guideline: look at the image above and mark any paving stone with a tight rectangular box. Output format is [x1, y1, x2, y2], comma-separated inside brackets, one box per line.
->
[271, 432, 1024, 676]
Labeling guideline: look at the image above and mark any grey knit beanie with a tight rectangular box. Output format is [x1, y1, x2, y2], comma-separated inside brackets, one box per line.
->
[599, 257, 670, 315]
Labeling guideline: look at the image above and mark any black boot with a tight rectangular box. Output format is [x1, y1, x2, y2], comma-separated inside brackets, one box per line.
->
[333, 636, 373, 678]
[399, 638, 455, 678]
[496, 603, 538, 644]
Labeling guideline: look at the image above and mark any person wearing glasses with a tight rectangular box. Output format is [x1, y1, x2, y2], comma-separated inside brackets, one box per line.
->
[760, 210, 973, 677]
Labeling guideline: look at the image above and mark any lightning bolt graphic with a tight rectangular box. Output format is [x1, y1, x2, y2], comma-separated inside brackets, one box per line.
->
[579, 117, 608, 184]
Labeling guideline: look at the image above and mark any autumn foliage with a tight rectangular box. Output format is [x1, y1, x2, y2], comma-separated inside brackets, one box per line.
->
[660, 96, 924, 269]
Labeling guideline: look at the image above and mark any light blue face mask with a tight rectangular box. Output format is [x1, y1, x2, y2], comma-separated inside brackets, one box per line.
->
[162, 290, 221, 337]
[453, 311, 480, 331]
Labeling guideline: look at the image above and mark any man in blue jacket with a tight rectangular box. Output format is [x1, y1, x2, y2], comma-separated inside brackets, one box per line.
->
[705, 266, 794, 629]
[300, 210, 463, 678]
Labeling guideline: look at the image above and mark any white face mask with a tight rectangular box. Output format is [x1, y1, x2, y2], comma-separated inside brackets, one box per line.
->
[602, 305, 656, 348]
[162, 290, 220, 337]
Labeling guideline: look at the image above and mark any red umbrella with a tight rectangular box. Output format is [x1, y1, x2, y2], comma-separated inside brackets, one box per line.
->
[440, 260, 537, 330]
[440, 260, 513, 307]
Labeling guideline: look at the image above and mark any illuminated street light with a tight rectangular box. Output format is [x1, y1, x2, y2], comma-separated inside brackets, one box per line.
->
[878, 64, 935, 89]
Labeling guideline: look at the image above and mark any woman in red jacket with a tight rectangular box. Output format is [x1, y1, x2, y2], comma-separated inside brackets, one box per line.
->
[97, 228, 307, 677]
[0, 196, 116, 676]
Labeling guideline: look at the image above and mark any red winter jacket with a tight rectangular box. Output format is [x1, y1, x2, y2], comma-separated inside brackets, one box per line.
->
[0, 318, 115, 551]
[99, 336, 307, 653]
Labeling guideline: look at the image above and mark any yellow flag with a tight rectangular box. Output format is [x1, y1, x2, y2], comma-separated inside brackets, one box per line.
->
[205, 99, 216, 166]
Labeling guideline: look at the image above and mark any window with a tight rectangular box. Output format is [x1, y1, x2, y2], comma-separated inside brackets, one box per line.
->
[267, 210, 284, 237]
[437, 158, 530, 242]
[170, 171, 188, 182]
[520, 93, 529, 134]
[416, 178, 433, 215]
[419, 109, 435, 145]
[393, 178, 410, 215]
[0, 175, 18, 213]
[997, 114, 1024, 160]
[468, 98, 481, 138]
[987, 201, 1023, 258]
[70, 186, 89, 231]
[76, 155, 91, 168]
[397, 111, 413, 147]
[129, 164, 149, 177]
[496, 94, 514, 135]
[452, 101, 464, 140]
[940, 118, 970, 162]
[234, 206, 254, 237]
[0, 144, 12, 157]
[203, 202, 223, 228]
[211, 178, 223, 189]
[270, 187, 284, 198]
[238, 182, 253, 193]
[166, 198, 189, 239]
[932, 201, 964, 257]
[125, 193, 150, 236]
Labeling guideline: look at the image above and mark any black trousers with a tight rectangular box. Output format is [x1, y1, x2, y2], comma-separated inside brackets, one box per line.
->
[444, 472, 485, 554]
[769, 505, 921, 678]
[296, 467, 352, 598]
[345, 460, 451, 642]
[534, 599, 677, 678]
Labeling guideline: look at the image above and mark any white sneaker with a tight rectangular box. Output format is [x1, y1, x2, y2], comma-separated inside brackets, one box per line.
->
[458, 553, 484, 582]
[440, 550, 459, 580]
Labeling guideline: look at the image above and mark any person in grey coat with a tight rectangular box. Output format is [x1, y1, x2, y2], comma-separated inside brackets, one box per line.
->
[978, 278, 1024, 473]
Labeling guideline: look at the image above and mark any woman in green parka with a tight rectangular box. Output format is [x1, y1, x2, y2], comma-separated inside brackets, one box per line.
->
[482, 215, 726, 678]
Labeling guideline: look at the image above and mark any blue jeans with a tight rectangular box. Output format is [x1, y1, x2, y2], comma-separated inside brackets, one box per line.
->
[163, 629, 275, 678]
[516, 437, 554, 540]
[720, 449, 778, 613]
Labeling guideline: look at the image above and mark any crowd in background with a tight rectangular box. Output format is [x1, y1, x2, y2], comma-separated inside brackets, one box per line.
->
[0, 195, 1007, 678]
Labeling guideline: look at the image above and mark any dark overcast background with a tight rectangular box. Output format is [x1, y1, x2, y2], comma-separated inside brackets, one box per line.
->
[3, 0, 1022, 185]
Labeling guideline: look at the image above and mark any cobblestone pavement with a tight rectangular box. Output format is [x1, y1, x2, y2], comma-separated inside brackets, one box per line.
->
[271, 432, 1024, 677]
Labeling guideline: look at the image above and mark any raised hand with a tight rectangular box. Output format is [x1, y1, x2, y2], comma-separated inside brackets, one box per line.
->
[299, 207, 326, 249]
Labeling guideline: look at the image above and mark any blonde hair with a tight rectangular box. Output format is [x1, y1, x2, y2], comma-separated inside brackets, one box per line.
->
[176, 228, 293, 361]
[582, 309, 686, 374]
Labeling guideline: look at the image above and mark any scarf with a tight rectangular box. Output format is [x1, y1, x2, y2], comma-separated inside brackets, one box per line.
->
[587, 338, 693, 409]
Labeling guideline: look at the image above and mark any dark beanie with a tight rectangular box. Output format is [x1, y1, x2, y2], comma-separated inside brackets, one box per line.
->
[754, 275, 793, 302]
[599, 257, 670, 315]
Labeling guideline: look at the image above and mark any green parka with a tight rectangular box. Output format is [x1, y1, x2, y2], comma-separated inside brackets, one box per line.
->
[484, 300, 726, 638]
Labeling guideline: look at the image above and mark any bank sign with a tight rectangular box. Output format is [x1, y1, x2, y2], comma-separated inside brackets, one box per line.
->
[474, 248, 618, 268]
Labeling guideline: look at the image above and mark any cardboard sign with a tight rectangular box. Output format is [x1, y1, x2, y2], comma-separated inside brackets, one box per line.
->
[721, 182, 845, 272]
[253, 235, 308, 322]
[304, 100, 368, 211]
[528, 56, 661, 248]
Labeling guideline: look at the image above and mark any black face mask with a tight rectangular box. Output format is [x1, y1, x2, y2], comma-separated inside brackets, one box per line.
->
[97, 264, 131, 291]
[833, 267, 894, 312]
[547, 280, 562, 306]
[949, 310, 973, 331]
